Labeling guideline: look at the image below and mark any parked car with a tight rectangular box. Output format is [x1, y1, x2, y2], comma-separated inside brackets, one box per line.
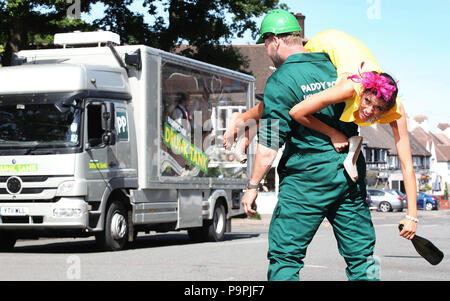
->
[392, 189, 407, 209]
[365, 193, 375, 209]
[366, 188, 404, 212]
[415, 192, 439, 211]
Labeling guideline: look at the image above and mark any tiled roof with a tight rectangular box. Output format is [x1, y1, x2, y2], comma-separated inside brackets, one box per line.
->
[436, 145, 450, 162]
[411, 126, 450, 161]
[234, 40, 308, 98]
[433, 132, 450, 145]
[360, 124, 394, 150]
[360, 124, 430, 157]
[234, 45, 274, 98]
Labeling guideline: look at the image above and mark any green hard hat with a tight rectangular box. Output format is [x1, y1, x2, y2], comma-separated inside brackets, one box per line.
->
[256, 9, 302, 44]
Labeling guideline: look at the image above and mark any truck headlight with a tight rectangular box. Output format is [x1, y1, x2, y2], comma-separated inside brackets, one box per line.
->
[53, 208, 82, 218]
[56, 181, 75, 195]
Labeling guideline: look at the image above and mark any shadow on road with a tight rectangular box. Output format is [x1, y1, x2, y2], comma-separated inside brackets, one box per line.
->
[10, 232, 260, 254]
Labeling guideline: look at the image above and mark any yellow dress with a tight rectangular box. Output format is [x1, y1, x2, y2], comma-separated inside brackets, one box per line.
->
[304, 29, 401, 126]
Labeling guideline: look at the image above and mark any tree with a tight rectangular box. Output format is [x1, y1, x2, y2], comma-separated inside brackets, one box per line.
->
[0, 0, 93, 66]
[153, 0, 288, 72]
[0, 0, 287, 71]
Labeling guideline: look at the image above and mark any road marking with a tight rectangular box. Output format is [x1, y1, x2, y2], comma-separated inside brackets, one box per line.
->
[304, 265, 328, 269]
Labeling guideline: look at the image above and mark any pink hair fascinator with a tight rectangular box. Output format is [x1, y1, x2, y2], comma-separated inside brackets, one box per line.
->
[347, 62, 397, 101]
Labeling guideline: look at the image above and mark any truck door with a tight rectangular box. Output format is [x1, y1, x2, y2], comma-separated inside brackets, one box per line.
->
[114, 102, 134, 174]
[84, 100, 117, 201]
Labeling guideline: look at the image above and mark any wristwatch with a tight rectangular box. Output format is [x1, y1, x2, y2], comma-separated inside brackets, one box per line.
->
[246, 180, 259, 190]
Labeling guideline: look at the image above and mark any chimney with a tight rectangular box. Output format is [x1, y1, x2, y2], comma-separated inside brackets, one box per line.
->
[292, 12, 305, 38]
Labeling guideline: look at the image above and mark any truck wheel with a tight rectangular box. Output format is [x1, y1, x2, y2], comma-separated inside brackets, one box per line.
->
[0, 232, 17, 251]
[206, 202, 226, 242]
[96, 201, 128, 251]
[188, 202, 227, 243]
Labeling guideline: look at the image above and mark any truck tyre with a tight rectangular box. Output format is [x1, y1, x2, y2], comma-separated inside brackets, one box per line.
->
[188, 202, 226, 243]
[96, 201, 128, 251]
[0, 231, 17, 251]
[207, 202, 226, 242]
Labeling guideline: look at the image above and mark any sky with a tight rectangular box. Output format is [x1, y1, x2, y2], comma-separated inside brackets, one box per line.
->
[233, 0, 450, 132]
[83, 0, 450, 131]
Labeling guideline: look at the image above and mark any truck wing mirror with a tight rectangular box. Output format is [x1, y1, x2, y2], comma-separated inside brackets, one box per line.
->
[125, 49, 142, 70]
[101, 102, 115, 131]
[101, 102, 116, 146]
[102, 131, 116, 146]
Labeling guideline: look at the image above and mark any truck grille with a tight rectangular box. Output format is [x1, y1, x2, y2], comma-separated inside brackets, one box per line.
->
[0, 197, 59, 203]
[0, 176, 49, 182]
[0, 175, 67, 196]
[0, 188, 44, 194]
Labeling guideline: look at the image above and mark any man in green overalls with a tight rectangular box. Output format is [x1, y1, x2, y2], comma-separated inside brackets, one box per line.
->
[241, 9, 379, 281]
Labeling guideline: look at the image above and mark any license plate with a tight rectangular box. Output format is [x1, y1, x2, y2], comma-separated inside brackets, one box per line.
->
[0, 207, 29, 216]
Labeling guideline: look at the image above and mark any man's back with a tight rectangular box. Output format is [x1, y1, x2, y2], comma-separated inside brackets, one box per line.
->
[258, 52, 358, 174]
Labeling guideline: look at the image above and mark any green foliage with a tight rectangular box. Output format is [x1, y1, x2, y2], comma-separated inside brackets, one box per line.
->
[421, 184, 432, 192]
[0, 0, 94, 65]
[0, 0, 287, 70]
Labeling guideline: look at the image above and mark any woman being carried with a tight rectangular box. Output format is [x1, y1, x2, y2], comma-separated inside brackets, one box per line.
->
[224, 29, 418, 240]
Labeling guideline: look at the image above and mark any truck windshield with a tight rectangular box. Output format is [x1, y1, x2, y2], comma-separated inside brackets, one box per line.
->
[0, 101, 82, 151]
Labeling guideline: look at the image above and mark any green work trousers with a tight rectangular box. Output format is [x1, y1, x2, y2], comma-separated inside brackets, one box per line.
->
[267, 150, 379, 281]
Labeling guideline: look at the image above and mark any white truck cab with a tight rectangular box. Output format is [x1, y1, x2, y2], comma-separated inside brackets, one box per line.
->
[0, 31, 255, 251]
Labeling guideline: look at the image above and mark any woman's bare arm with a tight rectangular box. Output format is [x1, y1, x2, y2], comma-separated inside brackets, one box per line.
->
[289, 77, 355, 151]
[390, 103, 418, 240]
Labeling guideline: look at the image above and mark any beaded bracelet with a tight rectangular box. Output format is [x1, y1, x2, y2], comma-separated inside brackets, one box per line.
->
[405, 215, 419, 223]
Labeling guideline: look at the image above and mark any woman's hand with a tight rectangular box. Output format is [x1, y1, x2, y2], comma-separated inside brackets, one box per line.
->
[398, 218, 417, 240]
[330, 130, 349, 153]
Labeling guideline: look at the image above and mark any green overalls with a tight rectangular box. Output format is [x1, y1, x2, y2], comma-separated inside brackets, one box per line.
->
[258, 53, 379, 281]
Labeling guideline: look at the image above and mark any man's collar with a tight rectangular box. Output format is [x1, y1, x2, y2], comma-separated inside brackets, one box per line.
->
[284, 52, 331, 64]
